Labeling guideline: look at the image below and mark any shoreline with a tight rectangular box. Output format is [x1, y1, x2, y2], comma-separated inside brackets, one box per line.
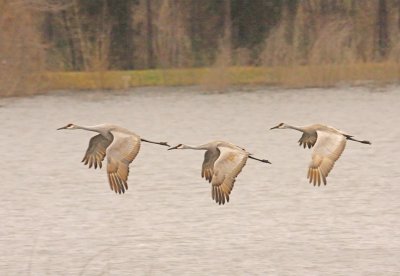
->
[26, 63, 400, 93]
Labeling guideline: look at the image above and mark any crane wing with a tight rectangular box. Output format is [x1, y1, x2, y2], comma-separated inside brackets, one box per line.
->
[82, 134, 112, 169]
[298, 132, 317, 148]
[210, 146, 248, 205]
[308, 130, 347, 186]
[106, 131, 141, 194]
[201, 149, 220, 183]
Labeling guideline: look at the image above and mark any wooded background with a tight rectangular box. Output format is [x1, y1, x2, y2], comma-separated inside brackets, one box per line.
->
[1, 0, 399, 94]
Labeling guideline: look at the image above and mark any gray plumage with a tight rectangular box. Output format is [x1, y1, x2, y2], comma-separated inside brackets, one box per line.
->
[58, 123, 169, 194]
[270, 123, 371, 186]
[168, 141, 270, 205]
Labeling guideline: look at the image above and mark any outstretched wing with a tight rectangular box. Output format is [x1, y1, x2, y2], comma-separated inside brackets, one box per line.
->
[82, 134, 112, 169]
[210, 146, 248, 205]
[298, 132, 317, 149]
[106, 131, 141, 194]
[308, 130, 346, 186]
[201, 149, 220, 183]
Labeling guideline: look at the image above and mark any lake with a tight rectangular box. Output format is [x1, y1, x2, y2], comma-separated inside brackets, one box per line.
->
[0, 85, 399, 275]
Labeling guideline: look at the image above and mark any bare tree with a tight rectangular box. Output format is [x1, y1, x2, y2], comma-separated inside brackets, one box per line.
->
[376, 0, 389, 59]
[0, 0, 46, 96]
[146, 0, 155, 68]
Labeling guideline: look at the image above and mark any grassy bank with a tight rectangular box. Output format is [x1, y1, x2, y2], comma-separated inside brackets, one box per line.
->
[42, 63, 400, 91]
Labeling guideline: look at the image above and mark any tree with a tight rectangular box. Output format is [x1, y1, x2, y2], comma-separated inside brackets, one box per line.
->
[376, 0, 389, 59]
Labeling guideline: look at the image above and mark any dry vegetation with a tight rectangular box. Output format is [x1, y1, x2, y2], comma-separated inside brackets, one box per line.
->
[0, 1, 46, 96]
[2, 0, 400, 95]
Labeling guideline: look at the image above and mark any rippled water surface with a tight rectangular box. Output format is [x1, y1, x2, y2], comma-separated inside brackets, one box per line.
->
[0, 86, 399, 275]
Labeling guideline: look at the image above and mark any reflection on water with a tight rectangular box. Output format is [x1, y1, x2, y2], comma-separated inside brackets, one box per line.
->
[0, 86, 399, 275]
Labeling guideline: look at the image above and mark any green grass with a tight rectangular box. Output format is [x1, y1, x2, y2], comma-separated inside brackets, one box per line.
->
[41, 63, 400, 91]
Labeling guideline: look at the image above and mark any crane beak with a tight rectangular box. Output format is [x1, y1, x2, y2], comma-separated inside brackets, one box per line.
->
[168, 145, 180, 150]
[270, 125, 279, 130]
[57, 126, 67, 130]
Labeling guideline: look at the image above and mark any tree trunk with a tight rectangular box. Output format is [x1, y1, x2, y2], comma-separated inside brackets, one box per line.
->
[146, 0, 155, 68]
[376, 0, 389, 59]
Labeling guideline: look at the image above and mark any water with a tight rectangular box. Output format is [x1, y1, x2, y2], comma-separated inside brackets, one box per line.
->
[0, 86, 399, 275]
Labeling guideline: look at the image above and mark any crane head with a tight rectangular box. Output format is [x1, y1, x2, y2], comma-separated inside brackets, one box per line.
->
[168, 144, 183, 150]
[57, 123, 77, 130]
[270, 122, 286, 130]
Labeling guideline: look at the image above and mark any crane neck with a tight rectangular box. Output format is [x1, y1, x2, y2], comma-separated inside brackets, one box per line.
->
[286, 124, 306, 133]
[182, 144, 208, 150]
[75, 125, 111, 139]
[75, 125, 101, 132]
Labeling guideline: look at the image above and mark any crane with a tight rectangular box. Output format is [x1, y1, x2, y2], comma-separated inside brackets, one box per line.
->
[270, 123, 371, 186]
[58, 123, 169, 194]
[168, 141, 271, 205]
